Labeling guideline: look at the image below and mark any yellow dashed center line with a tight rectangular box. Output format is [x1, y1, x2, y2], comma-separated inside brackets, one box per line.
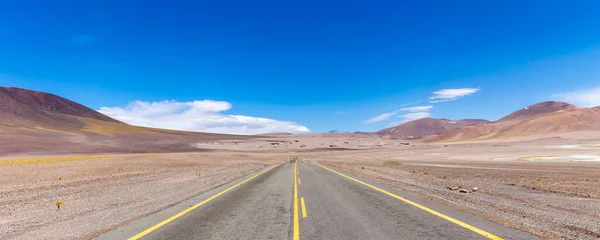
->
[298, 178, 301, 185]
[293, 161, 300, 240]
[301, 197, 308, 218]
[313, 163, 503, 240]
[127, 164, 280, 240]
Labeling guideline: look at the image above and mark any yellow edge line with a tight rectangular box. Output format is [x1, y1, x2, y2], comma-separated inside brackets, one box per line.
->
[301, 197, 307, 218]
[313, 163, 503, 240]
[293, 161, 300, 240]
[128, 164, 280, 240]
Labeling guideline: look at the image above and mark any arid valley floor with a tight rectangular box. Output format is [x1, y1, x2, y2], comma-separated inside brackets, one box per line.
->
[1, 133, 600, 239]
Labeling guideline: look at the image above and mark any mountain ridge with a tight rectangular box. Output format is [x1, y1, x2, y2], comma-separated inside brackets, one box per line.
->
[377, 118, 489, 139]
[431, 101, 600, 142]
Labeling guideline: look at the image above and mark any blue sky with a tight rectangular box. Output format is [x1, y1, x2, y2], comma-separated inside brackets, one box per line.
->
[2, 0, 600, 134]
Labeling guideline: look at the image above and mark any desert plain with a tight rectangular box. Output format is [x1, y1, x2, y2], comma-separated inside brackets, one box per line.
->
[1, 132, 600, 240]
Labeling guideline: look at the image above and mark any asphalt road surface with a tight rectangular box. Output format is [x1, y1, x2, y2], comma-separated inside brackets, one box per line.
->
[97, 159, 538, 240]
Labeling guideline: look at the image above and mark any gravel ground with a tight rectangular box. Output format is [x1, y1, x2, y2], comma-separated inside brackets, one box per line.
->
[304, 145, 600, 240]
[0, 152, 284, 239]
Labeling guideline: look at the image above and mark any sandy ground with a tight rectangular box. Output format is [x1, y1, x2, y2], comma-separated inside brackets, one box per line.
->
[2, 133, 600, 239]
[0, 152, 284, 239]
[301, 141, 600, 240]
[194, 133, 409, 151]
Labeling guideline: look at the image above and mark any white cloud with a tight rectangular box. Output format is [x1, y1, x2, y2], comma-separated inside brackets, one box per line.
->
[365, 112, 396, 123]
[429, 88, 479, 103]
[399, 112, 432, 122]
[98, 100, 310, 135]
[365, 105, 433, 124]
[553, 87, 600, 108]
[400, 105, 433, 112]
[429, 99, 456, 103]
[387, 112, 433, 127]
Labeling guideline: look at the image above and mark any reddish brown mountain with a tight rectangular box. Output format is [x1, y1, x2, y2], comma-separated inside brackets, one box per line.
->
[0, 86, 252, 155]
[433, 101, 600, 142]
[377, 118, 489, 139]
[0, 87, 120, 128]
[498, 101, 577, 122]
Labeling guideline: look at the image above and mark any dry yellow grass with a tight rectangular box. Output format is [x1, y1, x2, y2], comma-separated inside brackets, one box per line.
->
[0, 153, 153, 166]
[77, 117, 159, 135]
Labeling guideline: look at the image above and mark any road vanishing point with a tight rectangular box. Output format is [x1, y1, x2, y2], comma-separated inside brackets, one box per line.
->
[97, 158, 538, 240]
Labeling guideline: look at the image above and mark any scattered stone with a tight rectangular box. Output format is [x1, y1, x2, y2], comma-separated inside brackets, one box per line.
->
[459, 188, 471, 193]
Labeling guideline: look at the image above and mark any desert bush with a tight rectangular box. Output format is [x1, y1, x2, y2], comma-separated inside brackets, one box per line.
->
[382, 161, 402, 168]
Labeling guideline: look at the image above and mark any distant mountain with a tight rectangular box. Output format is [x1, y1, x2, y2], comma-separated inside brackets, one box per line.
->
[327, 130, 352, 134]
[0, 86, 251, 155]
[0, 87, 120, 128]
[498, 101, 576, 122]
[377, 118, 489, 139]
[353, 131, 373, 134]
[432, 101, 600, 142]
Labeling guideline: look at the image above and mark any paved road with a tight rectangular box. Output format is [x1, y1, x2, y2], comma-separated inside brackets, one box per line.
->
[97, 159, 538, 240]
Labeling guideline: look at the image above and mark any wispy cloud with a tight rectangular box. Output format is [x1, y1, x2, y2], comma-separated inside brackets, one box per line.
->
[98, 100, 310, 135]
[72, 34, 93, 45]
[366, 87, 479, 125]
[365, 112, 396, 123]
[400, 105, 433, 112]
[387, 112, 433, 126]
[365, 105, 433, 124]
[429, 88, 479, 103]
[553, 87, 600, 107]
[399, 111, 432, 122]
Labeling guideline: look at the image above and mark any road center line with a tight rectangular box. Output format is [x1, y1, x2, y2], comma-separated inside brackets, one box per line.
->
[298, 178, 301, 185]
[301, 197, 307, 218]
[293, 161, 300, 240]
[127, 164, 280, 240]
[313, 163, 503, 240]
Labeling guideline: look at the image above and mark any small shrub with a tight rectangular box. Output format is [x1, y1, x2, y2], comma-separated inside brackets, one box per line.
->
[584, 178, 590, 181]
[382, 161, 402, 168]
[442, 174, 446, 179]
[536, 178, 540, 181]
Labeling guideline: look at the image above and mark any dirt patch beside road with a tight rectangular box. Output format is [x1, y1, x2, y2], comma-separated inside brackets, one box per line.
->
[302, 144, 600, 240]
[0, 152, 284, 239]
